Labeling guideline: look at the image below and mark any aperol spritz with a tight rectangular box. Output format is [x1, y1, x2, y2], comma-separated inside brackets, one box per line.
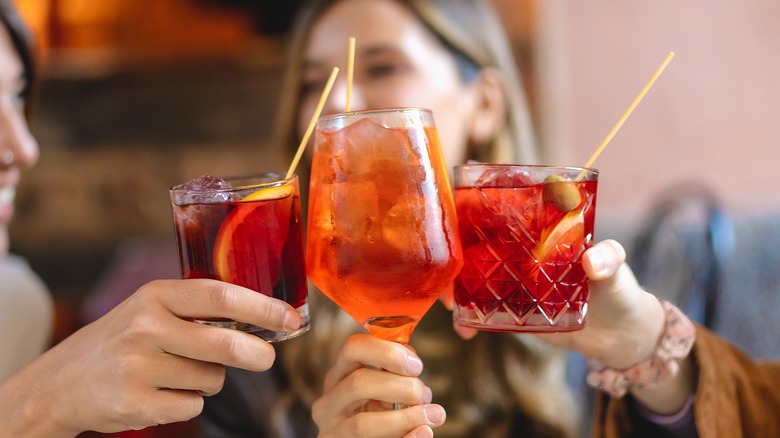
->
[306, 108, 463, 344]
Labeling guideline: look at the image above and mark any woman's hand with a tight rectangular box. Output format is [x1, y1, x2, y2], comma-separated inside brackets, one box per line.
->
[535, 239, 695, 414]
[533, 239, 665, 369]
[312, 334, 446, 438]
[0, 278, 302, 437]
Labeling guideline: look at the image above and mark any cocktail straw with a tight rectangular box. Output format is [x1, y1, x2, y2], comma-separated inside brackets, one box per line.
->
[286, 66, 340, 179]
[576, 51, 675, 181]
[346, 37, 356, 112]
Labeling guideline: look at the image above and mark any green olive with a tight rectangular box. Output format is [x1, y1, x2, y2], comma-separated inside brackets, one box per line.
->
[543, 174, 581, 212]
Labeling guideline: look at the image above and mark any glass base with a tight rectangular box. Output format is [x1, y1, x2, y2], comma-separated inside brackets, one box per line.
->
[454, 305, 587, 333]
[363, 316, 417, 344]
[195, 303, 310, 342]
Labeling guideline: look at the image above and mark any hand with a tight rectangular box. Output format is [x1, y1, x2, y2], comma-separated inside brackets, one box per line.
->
[533, 239, 665, 369]
[0, 279, 301, 437]
[312, 334, 446, 438]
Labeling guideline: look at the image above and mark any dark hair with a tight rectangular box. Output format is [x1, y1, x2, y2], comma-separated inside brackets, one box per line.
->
[0, 0, 38, 121]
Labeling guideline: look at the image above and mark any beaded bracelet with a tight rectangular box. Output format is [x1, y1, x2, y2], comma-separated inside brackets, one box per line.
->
[586, 300, 697, 398]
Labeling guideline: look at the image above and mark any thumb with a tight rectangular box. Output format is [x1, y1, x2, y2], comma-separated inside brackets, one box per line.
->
[583, 239, 626, 280]
[584, 240, 644, 314]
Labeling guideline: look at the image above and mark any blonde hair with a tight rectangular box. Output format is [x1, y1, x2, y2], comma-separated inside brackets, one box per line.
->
[274, 0, 542, 167]
[274, 1, 576, 436]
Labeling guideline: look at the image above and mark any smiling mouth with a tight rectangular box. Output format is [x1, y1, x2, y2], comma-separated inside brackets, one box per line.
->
[0, 186, 15, 205]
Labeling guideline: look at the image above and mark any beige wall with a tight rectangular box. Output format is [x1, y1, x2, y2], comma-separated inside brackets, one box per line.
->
[537, 0, 780, 228]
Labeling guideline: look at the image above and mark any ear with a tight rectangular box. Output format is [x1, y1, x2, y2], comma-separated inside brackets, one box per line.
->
[466, 67, 507, 150]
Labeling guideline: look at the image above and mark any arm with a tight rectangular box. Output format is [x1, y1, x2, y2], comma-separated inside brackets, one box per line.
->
[311, 334, 446, 438]
[0, 279, 301, 437]
[537, 239, 780, 437]
[598, 326, 780, 438]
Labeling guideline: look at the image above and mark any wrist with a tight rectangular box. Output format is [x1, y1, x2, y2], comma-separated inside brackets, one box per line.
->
[0, 362, 77, 437]
[599, 291, 666, 370]
[586, 299, 696, 399]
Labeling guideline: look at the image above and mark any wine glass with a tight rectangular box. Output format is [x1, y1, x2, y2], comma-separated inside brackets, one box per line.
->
[306, 107, 463, 345]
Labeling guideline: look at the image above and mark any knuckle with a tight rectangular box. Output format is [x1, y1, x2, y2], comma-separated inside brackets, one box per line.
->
[383, 344, 405, 370]
[112, 353, 143, 383]
[311, 398, 327, 426]
[208, 283, 236, 313]
[200, 365, 226, 396]
[340, 335, 362, 359]
[260, 300, 286, 327]
[123, 312, 158, 340]
[403, 378, 425, 401]
[183, 394, 205, 419]
[155, 395, 204, 426]
[344, 368, 372, 394]
[341, 334, 380, 363]
[346, 413, 375, 437]
[213, 331, 244, 364]
[109, 386, 143, 422]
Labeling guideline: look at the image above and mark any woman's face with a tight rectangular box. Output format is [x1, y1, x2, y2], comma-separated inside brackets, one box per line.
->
[298, 0, 478, 170]
[0, 25, 39, 255]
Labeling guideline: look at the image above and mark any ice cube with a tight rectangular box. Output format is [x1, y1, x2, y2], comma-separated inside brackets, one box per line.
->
[175, 174, 233, 204]
[475, 167, 535, 188]
[181, 174, 232, 191]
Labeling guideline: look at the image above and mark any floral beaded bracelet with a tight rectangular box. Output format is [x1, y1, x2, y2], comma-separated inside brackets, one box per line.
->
[586, 300, 697, 398]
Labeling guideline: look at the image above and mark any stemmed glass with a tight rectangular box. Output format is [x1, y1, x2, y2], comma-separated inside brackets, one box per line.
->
[306, 108, 463, 345]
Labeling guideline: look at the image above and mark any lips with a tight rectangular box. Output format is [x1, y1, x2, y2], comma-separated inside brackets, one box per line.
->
[0, 185, 14, 204]
[0, 186, 15, 222]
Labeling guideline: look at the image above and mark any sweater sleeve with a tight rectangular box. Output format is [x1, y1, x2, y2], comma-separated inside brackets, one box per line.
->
[593, 325, 780, 438]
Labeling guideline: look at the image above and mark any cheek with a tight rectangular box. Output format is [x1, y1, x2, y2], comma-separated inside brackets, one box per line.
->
[428, 101, 471, 170]
[297, 99, 317, 139]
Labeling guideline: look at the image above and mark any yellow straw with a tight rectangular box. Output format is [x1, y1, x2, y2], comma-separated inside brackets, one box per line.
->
[346, 37, 356, 112]
[576, 51, 675, 180]
[286, 66, 340, 179]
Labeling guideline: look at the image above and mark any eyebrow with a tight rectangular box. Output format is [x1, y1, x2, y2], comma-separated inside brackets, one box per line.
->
[302, 44, 404, 71]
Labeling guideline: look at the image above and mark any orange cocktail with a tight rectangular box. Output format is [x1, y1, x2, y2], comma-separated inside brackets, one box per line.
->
[306, 108, 463, 344]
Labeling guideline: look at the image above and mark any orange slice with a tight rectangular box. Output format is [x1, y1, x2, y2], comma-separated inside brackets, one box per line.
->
[532, 210, 585, 261]
[243, 185, 293, 202]
[213, 185, 293, 293]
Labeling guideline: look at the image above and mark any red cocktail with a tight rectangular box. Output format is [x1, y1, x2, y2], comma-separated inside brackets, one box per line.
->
[170, 173, 309, 342]
[453, 164, 598, 332]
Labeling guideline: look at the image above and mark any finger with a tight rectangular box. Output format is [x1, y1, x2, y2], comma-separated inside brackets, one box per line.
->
[157, 317, 277, 372]
[320, 404, 445, 438]
[142, 279, 301, 332]
[315, 369, 431, 423]
[108, 388, 204, 432]
[144, 353, 226, 396]
[452, 321, 478, 340]
[583, 239, 626, 280]
[324, 334, 423, 391]
[438, 284, 455, 310]
[403, 425, 434, 438]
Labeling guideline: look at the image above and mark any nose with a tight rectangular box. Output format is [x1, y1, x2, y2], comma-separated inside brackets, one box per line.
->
[323, 77, 366, 114]
[0, 100, 39, 171]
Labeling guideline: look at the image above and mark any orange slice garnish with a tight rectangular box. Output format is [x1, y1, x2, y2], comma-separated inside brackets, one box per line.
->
[213, 185, 293, 292]
[532, 210, 585, 261]
[243, 185, 293, 202]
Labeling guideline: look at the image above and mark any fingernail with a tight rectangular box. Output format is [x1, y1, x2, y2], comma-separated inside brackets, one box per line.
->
[283, 311, 301, 331]
[589, 248, 606, 275]
[423, 385, 432, 404]
[424, 405, 445, 424]
[405, 355, 423, 375]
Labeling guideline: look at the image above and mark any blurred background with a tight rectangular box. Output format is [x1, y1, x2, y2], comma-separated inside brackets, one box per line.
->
[7, 0, 780, 436]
